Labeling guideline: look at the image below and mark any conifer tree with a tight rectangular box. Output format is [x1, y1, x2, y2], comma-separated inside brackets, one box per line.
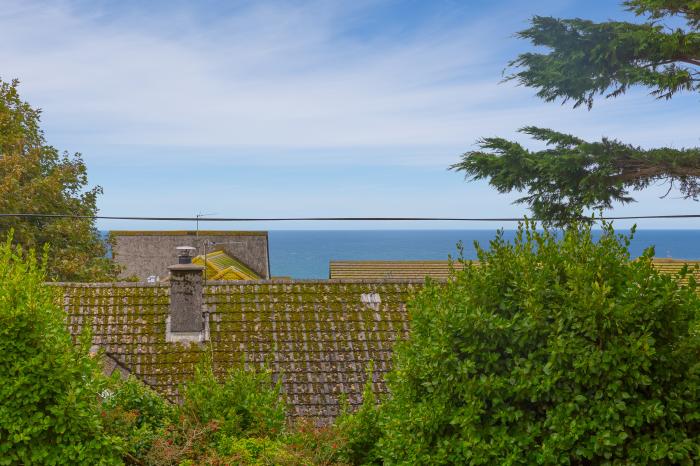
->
[452, 1, 700, 224]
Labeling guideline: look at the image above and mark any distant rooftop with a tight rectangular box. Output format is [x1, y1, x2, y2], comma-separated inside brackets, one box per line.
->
[330, 259, 700, 281]
[110, 230, 270, 280]
[110, 230, 267, 237]
[330, 260, 466, 280]
[193, 251, 262, 281]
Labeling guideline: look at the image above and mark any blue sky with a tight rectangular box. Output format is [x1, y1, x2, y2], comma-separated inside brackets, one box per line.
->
[1, 0, 699, 230]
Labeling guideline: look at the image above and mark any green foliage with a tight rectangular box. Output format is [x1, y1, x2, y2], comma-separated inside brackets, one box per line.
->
[508, 2, 700, 108]
[457, 1, 700, 223]
[378, 222, 700, 464]
[452, 126, 700, 224]
[101, 374, 174, 460]
[181, 353, 287, 440]
[335, 362, 382, 465]
[0, 235, 121, 464]
[282, 419, 348, 466]
[0, 78, 118, 281]
[138, 354, 350, 465]
[103, 374, 173, 431]
[215, 437, 295, 465]
[626, 0, 700, 28]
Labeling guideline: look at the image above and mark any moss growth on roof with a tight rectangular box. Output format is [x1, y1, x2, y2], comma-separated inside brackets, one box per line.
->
[55, 280, 419, 423]
[193, 251, 261, 281]
[54, 259, 699, 423]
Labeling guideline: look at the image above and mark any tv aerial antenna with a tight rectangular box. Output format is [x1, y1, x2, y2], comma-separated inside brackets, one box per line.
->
[195, 212, 218, 239]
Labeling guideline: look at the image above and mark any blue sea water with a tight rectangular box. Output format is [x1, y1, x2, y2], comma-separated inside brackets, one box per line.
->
[104, 230, 700, 279]
[268, 230, 700, 278]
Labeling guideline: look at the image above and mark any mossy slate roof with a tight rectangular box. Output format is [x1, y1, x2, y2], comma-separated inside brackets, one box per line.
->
[55, 280, 420, 424]
[55, 259, 699, 423]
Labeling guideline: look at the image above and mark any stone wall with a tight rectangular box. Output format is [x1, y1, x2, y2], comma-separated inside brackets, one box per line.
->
[110, 231, 269, 280]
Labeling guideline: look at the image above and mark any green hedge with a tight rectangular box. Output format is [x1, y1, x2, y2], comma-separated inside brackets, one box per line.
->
[379, 223, 700, 464]
[0, 236, 121, 464]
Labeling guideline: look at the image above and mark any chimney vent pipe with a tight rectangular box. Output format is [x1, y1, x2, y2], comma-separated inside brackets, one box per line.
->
[176, 246, 196, 264]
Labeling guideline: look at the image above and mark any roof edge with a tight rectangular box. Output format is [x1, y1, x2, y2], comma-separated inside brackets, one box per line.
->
[48, 278, 431, 287]
[204, 278, 431, 285]
[47, 281, 169, 288]
[110, 230, 268, 237]
[330, 260, 468, 264]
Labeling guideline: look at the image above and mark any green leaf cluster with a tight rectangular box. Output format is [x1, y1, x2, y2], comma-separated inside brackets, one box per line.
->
[378, 222, 700, 464]
[452, 127, 700, 224]
[456, 1, 700, 222]
[0, 235, 121, 464]
[181, 353, 287, 440]
[0, 78, 118, 281]
[101, 374, 175, 461]
[335, 362, 382, 465]
[508, 1, 700, 108]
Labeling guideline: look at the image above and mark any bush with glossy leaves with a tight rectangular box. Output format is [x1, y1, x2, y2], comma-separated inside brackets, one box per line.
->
[379, 222, 700, 464]
[0, 235, 121, 464]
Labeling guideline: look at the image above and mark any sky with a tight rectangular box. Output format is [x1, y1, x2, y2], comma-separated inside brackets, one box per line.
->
[1, 0, 699, 231]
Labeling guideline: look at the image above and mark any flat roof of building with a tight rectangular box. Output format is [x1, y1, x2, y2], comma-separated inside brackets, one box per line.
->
[110, 230, 267, 236]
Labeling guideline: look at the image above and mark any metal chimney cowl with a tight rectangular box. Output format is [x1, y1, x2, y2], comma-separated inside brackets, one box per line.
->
[176, 245, 197, 264]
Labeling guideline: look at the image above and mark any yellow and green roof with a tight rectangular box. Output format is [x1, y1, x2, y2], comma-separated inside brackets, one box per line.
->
[193, 250, 261, 281]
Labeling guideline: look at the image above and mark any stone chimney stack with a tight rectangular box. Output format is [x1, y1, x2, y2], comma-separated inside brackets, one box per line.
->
[167, 246, 205, 342]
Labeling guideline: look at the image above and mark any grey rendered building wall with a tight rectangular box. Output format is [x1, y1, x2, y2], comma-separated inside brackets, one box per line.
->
[111, 231, 270, 280]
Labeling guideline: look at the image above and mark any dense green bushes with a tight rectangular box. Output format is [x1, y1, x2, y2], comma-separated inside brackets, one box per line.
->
[3, 222, 699, 464]
[378, 222, 700, 464]
[0, 236, 121, 464]
[180, 354, 287, 440]
[99, 355, 350, 465]
[335, 362, 382, 465]
[101, 375, 174, 462]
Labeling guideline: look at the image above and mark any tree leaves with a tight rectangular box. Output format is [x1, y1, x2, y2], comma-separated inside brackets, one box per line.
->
[0, 78, 118, 281]
[378, 222, 700, 464]
[452, 127, 700, 224]
[506, 7, 700, 108]
[0, 236, 122, 464]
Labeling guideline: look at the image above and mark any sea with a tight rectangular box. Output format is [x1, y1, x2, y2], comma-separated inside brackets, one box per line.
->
[104, 230, 700, 279]
[267, 230, 700, 279]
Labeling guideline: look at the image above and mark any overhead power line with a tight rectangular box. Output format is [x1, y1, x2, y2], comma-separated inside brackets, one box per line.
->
[0, 213, 700, 222]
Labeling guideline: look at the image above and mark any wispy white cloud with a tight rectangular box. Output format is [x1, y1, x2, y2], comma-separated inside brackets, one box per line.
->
[4, 0, 660, 154]
[2, 0, 699, 230]
[1, 1, 509, 146]
[2, 0, 696, 157]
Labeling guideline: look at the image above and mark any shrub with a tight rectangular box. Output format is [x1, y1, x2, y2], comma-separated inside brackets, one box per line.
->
[335, 362, 382, 465]
[283, 418, 346, 465]
[145, 414, 219, 465]
[181, 353, 287, 440]
[379, 222, 700, 464]
[0, 236, 121, 464]
[215, 436, 294, 465]
[101, 374, 174, 461]
[143, 353, 288, 464]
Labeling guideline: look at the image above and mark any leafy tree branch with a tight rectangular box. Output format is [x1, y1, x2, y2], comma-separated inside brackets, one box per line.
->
[507, 1, 700, 108]
[452, 127, 700, 224]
